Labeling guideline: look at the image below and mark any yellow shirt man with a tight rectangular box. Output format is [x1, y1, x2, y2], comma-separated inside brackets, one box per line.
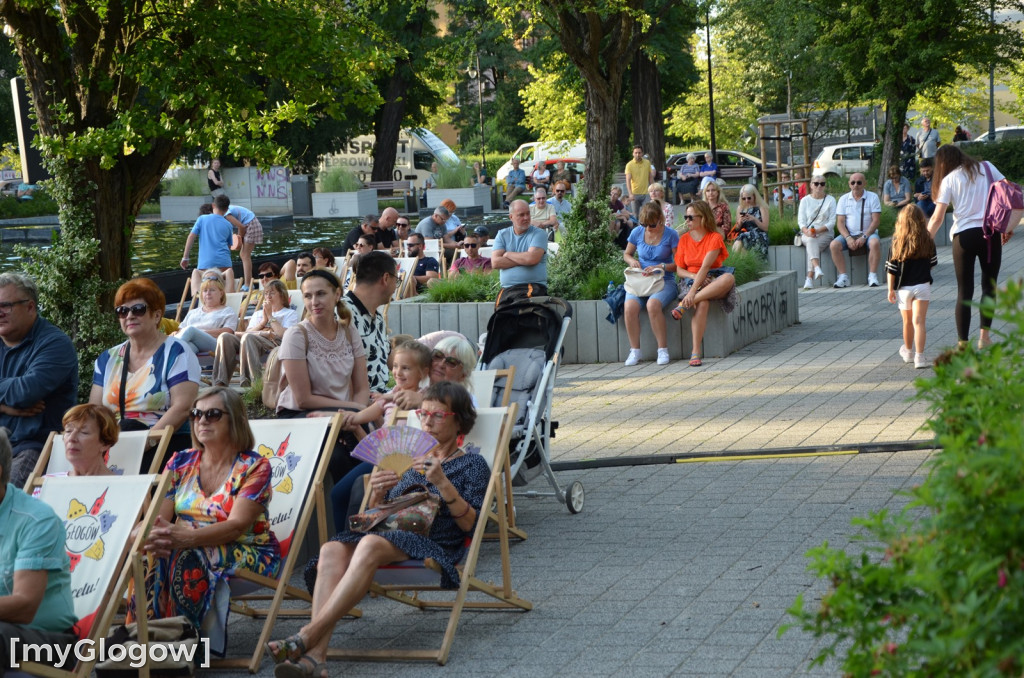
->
[625, 145, 656, 212]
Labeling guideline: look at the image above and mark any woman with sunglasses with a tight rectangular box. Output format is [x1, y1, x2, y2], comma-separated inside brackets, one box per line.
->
[277, 269, 370, 480]
[671, 201, 737, 367]
[91, 278, 200, 456]
[312, 247, 336, 271]
[798, 174, 837, 289]
[728, 184, 770, 258]
[126, 386, 280, 655]
[622, 201, 680, 366]
[173, 270, 237, 356]
[269, 383, 489, 677]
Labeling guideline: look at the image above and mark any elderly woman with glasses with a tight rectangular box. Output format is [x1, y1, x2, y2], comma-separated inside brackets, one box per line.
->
[269, 383, 490, 677]
[173, 270, 238, 355]
[623, 201, 680, 367]
[798, 174, 838, 288]
[126, 386, 280, 655]
[727, 184, 770, 258]
[91, 278, 200, 455]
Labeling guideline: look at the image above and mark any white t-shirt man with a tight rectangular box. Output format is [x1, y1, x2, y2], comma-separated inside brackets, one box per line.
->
[836, 190, 882, 236]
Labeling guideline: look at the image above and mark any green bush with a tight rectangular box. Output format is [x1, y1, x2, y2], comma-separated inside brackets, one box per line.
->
[766, 203, 896, 246]
[0, 190, 59, 219]
[164, 170, 207, 196]
[969, 138, 1024, 184]
[436, 163, 473, 189]
[723, 247, 767, 286]
[420, 270, 501, 303]
[783, 280, 1024, 675]
[319, 166, 363, 193]
[549, 194, 622, 300]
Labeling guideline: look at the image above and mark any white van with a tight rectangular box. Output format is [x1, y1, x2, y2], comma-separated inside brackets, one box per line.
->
[495, 140, 586, 183]
[812, 142, 875, 178]
[320, 128, 460, 186]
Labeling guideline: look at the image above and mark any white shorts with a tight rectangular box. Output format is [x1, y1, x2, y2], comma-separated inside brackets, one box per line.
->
[897, 282, 931, 310]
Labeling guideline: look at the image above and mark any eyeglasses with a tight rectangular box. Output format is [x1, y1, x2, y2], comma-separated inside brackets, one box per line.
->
[432, 350, 461, 367]
[114, 303, 148, 318]
[0, 299, 30, 314]
[464, 244, 479, 249]
[811, 182, 826, 186]
[397, 222, 409, 227]
[641, 222, 660, 229]
[555, 190, 565, 194]
[258, 272, 276, 279]
[190, 408, 225, 422]
[849, 180, 863, 186]
[684, 214, 698, 221]
[415, 409, 456, 422]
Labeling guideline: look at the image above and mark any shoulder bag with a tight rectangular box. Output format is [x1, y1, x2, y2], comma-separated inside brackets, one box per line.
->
[262, 323, 308, 410]
[623, 267, 665, 297]
[349, 483, 441, 538]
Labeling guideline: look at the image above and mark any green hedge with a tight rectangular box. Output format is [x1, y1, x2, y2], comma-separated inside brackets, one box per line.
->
[767, 205, 897, 246]
[967, 138, 1024, 184]
[0, 191, 59, 219]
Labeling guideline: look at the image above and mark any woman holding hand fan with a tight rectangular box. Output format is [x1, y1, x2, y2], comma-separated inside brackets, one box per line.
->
[267, 382, 490, 678]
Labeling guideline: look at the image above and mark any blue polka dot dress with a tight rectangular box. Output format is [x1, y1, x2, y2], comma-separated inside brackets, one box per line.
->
[305, 451, 491, 591]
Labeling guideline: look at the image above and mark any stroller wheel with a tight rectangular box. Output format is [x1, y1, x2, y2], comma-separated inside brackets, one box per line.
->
[565, 480, 584, 514]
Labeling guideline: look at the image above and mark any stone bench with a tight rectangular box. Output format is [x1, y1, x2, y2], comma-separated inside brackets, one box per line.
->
[768, 237, 891, 288]
[386, 271, 799, 362]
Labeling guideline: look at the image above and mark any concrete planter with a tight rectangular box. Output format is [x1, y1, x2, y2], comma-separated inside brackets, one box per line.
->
[159, 196, 212, 222]
[311, 189, 377, 218]
[768, 238, 891, 288]
[426, 186, 494, 213]
[386, 271, 799, 363]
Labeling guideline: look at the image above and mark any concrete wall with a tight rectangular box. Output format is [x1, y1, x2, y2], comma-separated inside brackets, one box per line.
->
[385, 271, 800, 363]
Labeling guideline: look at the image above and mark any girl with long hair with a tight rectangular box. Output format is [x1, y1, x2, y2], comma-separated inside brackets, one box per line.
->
[886, 206, 938, 368]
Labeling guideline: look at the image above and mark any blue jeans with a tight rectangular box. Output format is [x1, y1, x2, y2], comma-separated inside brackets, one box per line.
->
[330, 461, 372, 531]
[178, 326, 218, 353]
[917, 199, 935, 218]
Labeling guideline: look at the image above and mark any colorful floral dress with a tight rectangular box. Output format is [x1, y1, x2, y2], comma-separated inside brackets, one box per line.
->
[127, 449, 280, 651]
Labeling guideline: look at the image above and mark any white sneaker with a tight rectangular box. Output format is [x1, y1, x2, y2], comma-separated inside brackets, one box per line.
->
[624, 349, 641, 367]
[657, 348, 670, 365]
[833, 274, 850, 288]
[867, 273, 880, 287]
[898, 345, 913, 363]
[814, 266, 824, 280]
[803, 277, 814, 289]
[914, 353, 930, 369]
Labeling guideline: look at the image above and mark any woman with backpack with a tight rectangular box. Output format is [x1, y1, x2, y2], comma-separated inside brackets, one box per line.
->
[927, 144, 1015, 349]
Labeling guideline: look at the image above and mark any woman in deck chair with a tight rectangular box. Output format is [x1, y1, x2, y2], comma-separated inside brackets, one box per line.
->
[266, 382, 490, 678]
[126, 386, 280, 652]
[31, 404, 119, 495]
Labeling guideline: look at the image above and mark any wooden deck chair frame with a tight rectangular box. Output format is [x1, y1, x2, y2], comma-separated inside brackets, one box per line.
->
[211, 413, 359, 673]
[175, 278, 194, 322]
[485, 367, 522, 539]
[326, 403, 530, 665]
[20, 472, 172, 678]
[23, 427, 173, 493]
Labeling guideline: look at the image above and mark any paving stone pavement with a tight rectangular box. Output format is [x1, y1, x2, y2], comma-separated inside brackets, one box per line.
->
[206, 236, 1021, 677]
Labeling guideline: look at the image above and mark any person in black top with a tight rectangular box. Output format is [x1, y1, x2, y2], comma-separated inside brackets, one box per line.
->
[885, 205, 938, 369]
[341, 215, 379, 254]
[208, 158, 225, 196]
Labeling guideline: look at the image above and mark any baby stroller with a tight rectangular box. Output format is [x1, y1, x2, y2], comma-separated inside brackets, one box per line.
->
[479, 294, 584, 514]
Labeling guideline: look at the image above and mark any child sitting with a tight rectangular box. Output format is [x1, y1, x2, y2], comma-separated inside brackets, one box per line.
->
[330, 340, 432, 530]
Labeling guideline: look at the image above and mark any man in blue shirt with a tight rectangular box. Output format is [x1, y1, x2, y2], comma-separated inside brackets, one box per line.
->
[504, 158, 528, 206]
[914, 158, 936, 218]
[492, 200, 548, 303]
[0, 429, 77, 671]
[0, 273, 78, 488]
[180, 194, 236, 294]
[406, 233, 440, 292]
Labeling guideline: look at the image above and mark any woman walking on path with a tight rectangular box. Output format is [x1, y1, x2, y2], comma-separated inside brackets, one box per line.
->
[926, 144, 1014, 349]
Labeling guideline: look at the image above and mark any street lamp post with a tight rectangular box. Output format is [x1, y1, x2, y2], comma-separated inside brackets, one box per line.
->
[468, 53, 486, 171]
[706, 7, 717, 158]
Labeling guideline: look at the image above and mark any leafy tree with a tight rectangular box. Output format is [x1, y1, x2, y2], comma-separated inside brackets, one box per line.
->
[0, 0, 386, 378]
[519, 54, 587, 142]
[909, 64, 990, 137]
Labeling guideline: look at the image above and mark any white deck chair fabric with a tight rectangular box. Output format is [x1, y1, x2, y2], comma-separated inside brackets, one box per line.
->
[44, 430, 151, 476]
[467, 369, 497, 408]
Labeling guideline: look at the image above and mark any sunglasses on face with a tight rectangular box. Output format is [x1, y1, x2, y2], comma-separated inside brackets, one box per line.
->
[684, 214, 698, 221]
[811, 182, 826, 186]
[190, 408, 225, 422]
[555, 190, 565, 194]
[641, 222, 660, 228]
[741, 196, 754, 200]
[432, 350, 461, 367]
[115, 303, 148, 318]
[465, 244, 479, 248]
[257, 272, 276, 279]
[397, 222, 409, 227]
[849, 180, 863, 186]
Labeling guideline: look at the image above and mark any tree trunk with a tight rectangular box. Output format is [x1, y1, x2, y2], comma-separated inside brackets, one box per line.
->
[877, 96, 910, 193]
[581, 79, 623, 224]
[371, 67, 410, 184]
[631, 50, 665, 174]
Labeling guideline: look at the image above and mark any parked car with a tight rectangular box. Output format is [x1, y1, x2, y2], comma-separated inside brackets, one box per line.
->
[496, 141, 586, 184]
[539, 157, 585, 185]
[665, 150, 767, 186]
[812, 142, 875, 178]
[970, 126, 1024, 144]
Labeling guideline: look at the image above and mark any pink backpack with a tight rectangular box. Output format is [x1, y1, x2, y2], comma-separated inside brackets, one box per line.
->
[982, 161, 1024, 261]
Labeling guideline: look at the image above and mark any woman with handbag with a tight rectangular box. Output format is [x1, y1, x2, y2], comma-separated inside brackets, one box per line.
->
[90, 277, 200, 458]
[622, 201, 681, 367]
[727, 184, 770, 258]
[670, 201, 737, 367]
[798, 174, 837, 289]
[267, 382, 490, 678]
